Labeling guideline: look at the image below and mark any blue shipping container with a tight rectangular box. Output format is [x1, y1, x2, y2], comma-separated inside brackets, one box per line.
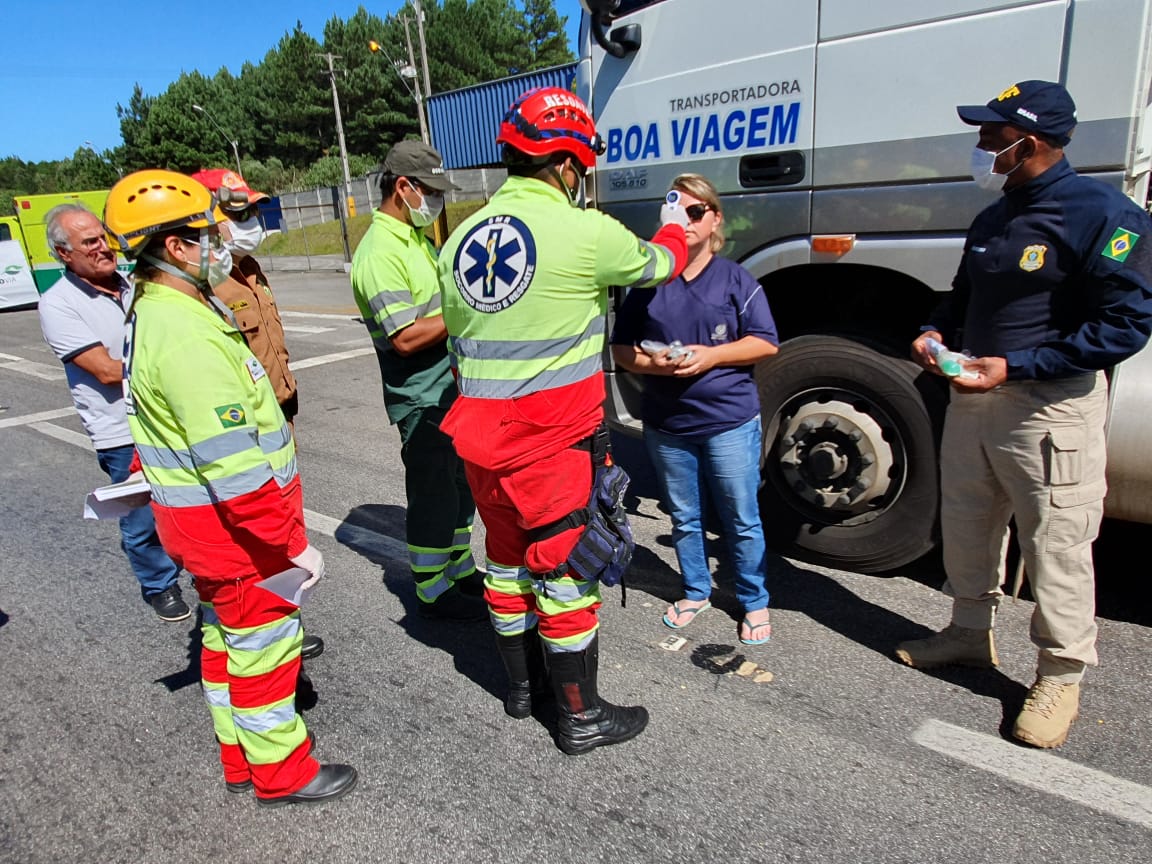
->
[428, 63, 578, 170]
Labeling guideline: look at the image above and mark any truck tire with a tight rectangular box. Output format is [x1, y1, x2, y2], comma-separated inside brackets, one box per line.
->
[755, 335, 944, 572]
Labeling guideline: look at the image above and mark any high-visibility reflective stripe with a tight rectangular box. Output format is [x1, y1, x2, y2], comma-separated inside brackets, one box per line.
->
[271, 456, 298, 487]
[452, 317, 604, 362]
[190, 427, 259, 464]
[366, 290, 415, 317]
[138, 425, 289, 471]
[136, 442, 191, 471]
[487, 560, 528, 583]
[416, 571, 452, 603]
[452, 526, 473, 548]
[457, 353, 601, 399]
[410, 546, 452, 572]
[543, 627, 598, 652]
[201, 602, 220, 627]
[631, 241, 672, 287]
[232, 702, 297, 733]
[491, 610, 539, 635]
[203, 686, 231, 709]
[533, 575, 599, 605]
[226, 616, 300, 652]
[447, 553, 476, 581]
[259, 423, 292, 454]
[150, 461, 274, 507]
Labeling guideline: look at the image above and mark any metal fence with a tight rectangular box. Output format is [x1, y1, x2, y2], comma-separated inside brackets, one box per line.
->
[258, 167, 507, 273]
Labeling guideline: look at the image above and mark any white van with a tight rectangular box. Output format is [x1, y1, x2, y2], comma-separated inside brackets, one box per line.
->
[579, 0, 1152, 571]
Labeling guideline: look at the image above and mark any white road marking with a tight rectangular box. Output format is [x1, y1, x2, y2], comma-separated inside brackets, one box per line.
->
[289, 347, 375, 370]
[280, 310, 358, 321]
[28, 422, 93, 450]
[282, 325, 336, 335]
[0, 355, 64, 381]
[913, 719, 1152, 828]
[0, 406, 76, 429]
[303, 508, 407, 561]
[20, 417, 410, 565]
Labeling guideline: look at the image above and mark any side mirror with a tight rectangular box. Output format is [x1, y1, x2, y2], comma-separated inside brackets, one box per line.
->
[580, 0, 640, 59]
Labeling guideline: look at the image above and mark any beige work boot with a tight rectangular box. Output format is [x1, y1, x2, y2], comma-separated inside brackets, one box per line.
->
[1013, 677, 1080, 749]
[894, 624, 998, 669]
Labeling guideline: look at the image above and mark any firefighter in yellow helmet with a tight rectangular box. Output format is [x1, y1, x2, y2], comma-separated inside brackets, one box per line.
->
[105, 169, 357, 806]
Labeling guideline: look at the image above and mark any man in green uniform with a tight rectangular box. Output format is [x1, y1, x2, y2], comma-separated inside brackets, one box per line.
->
[351, 141, 484, 620]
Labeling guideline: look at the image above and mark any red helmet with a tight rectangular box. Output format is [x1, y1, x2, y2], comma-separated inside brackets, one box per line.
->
[496, 87, 605, 169]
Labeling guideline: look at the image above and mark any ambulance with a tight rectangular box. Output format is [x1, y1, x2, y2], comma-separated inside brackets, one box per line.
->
[0, 215, 39, 310]
[579, 0, 1152, 571]
[5, 190, 122, 297]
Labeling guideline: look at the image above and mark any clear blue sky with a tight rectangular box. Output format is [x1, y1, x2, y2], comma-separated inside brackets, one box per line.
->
[0, 0, 583, 163]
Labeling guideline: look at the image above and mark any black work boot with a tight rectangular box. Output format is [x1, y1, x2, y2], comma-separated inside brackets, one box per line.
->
[495, 628, 550, 719]
[300, 632, 325, 660]
[256, 763, 358, 807]
[548, 634, 649, 755]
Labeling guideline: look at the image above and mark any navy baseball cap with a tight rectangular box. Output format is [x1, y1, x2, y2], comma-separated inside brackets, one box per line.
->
[957, 80, 1077, 146]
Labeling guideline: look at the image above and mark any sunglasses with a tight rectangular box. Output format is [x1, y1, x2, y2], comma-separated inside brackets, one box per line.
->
[685, 203, 713, 222]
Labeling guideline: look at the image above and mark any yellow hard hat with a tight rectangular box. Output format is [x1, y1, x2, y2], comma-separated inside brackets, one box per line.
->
[103, 169, 221, 258]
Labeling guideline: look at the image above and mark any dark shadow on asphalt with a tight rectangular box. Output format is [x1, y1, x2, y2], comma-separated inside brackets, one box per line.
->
[155, 602, 203, 693]
[0, 608, 8, 628]
[151, 593, 321, 714]
[336, 504, 507, 713]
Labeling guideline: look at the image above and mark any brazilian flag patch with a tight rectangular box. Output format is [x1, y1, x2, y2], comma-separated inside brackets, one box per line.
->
[1103, 228, 1139, 263]
[214, 403, 246, 428]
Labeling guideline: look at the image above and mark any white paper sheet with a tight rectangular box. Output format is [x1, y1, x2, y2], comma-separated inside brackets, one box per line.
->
[83, 473, 152, 520]
[254, 567, 314, 607]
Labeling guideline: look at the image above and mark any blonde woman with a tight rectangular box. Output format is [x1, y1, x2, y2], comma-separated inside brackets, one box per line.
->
[610, 174, 779, 645]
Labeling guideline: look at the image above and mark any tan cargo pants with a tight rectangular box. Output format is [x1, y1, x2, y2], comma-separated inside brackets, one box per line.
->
[940, 371, 1107, 683]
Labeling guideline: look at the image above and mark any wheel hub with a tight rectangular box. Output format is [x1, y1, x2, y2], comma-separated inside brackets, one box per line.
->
[775, 396, 896, 514]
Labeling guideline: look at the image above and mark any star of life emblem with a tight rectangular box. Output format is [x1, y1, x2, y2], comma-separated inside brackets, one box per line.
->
[452, 215, 537, 313]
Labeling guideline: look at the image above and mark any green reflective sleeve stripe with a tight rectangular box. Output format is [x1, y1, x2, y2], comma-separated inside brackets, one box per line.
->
[630, 241, 674, 288]
[593, 214, 675, 289]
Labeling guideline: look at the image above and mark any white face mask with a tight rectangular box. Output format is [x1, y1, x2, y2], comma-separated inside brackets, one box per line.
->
[208, 253, 232, 288]
[969, 138, 1026, 191]
[404, 185, 444, 228]
[225, 216, 265, 257]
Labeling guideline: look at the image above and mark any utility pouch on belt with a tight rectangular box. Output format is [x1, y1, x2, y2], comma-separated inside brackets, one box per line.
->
[529, 425, 636, 605]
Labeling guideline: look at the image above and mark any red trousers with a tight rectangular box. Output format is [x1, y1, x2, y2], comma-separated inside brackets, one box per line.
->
[197, 575, 318, 798]
[465, 445, 601, 648]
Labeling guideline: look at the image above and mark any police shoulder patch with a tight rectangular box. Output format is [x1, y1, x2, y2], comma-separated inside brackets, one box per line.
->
[215, 403, 246, 428]
[451, 215, 537, 313]
[1103, 227, 1139, 263]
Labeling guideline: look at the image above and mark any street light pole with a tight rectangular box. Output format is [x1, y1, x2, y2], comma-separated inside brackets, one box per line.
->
[191, 104, 243, 176]
[317, 52, 354, 210]
[400, 15, 431, 144]
[412, 0, 432, 99]
[368, 36, 430, 145]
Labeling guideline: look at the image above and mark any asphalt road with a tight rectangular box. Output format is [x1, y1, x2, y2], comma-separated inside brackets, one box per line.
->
[1, 271, 1150, 864]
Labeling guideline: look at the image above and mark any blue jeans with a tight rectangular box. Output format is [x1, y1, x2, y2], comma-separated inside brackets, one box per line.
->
[645, 416, 770, 612]
[95, 444, 180, 600]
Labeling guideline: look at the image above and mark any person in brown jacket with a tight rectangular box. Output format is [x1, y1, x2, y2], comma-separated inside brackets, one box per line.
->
[190, 169, 298, 424]
[190, 169, 320, 661]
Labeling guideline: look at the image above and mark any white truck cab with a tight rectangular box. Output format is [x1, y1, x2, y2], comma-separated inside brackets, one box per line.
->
[579, 0, 1152, 571]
